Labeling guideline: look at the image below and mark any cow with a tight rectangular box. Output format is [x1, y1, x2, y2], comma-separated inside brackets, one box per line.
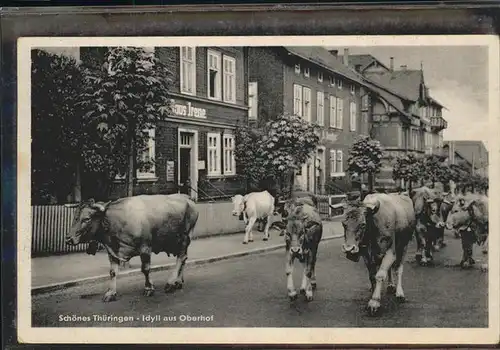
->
[231, 191, 275, 244]
[272, 192, 319, 235]
[65, 194, 199, 302]
[341, 193, 415, 316]
[410, 187, 448, 265]
[433, 191, 455, 251]
[446, 194, 488, 268]
[284, 200, 323, 302]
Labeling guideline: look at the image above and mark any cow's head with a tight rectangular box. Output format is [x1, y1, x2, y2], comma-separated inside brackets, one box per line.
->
[285, 204, 316, 262]
[446, 197, 486, 232]
[231, 195, 245, 219]
[341, 197, 380, 262]
[65, 199, 111, 245]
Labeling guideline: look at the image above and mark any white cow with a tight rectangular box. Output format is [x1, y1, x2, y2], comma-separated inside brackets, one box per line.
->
[231, 191, 275, 244]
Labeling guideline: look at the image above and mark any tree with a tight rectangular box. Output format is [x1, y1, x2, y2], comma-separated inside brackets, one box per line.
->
[234, 125, 268, 192]
[448, 162, 470, 193]
[347, 136, 383, 192]
[77, 47, 173, 198]
[421, 154, 449, 188]
[392, 153, 423, 192]
[234, 113, 320, 199]
[31, 49, 83, 204]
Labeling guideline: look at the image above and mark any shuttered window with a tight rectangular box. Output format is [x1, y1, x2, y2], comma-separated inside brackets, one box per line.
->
[302, 87, 311, 122]
[207, 133, 221, 176]
[223, 134, 236, 175]
[329, 95, 337, 128]
[248, 82, 258, 121]
[223, 55, 236, 103]
[316, 91, 324, 126]
[293, 84, 303, 116]
[180, 47, 196, 95]
[349, 101, 357, 131]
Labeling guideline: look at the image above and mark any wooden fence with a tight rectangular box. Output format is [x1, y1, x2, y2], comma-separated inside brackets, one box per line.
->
[32, 205, 89, 255]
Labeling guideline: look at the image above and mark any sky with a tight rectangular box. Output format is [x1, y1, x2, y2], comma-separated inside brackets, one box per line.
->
[331, 46, 490, 151]
[39, 45, 491, 151]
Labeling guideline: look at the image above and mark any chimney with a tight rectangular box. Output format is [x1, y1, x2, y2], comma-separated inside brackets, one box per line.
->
[389, 57, 394, 71]
[343, 48, 349, 66]
[400, 65, 407, 71]
[329, 50, 338, 57]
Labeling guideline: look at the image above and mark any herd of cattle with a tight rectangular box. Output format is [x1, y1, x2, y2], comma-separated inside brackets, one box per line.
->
[64, 187, 488, 316]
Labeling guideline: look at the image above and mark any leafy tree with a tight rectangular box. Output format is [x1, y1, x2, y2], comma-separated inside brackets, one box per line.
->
[448, 162, 470, 193]
[421, 154, 450, 188]
[347, 136, 383, 192]
[31, 49, 83, 204]
[234, 113, 320, 199]
[392, 153, 423, 192]
[77, 47, 173, 198]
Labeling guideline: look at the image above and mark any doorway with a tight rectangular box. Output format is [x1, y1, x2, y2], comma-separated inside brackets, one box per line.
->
[177, 129, 198, 200]
[179, 148, 191, 195]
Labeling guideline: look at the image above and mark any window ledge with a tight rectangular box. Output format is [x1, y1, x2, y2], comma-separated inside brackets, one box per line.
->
[113, 176, 158, 184]
[330, 172, 346, 178]
[206, 174, 237, 179]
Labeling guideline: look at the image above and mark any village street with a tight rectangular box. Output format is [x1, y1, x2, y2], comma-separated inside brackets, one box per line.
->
[32, 230, 488, 328]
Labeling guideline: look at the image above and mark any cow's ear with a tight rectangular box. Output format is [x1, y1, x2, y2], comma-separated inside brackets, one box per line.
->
[410, 190, 416, 198]
[87, 198, 95, 206]
[364, 199, 380, 215]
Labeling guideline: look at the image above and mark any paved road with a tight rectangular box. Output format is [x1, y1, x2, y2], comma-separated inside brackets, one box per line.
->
[32, 232, 487, 328]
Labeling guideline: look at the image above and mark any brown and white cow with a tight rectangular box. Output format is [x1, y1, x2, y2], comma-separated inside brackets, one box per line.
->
[446, 194, 488, 268]
[284, 199, 323, 302]
[65, 194, 199, 302]
[342, 193, 415, 315]
[231, 190, 275, 244]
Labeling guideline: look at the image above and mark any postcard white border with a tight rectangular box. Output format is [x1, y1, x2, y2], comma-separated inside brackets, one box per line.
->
[17, 35, 500, 345]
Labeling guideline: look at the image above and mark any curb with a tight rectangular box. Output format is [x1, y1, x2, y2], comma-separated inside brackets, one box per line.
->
[32, 234, 343, 296]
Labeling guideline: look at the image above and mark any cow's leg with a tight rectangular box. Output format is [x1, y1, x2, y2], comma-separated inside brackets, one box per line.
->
[362, 254, 377, 293]
[482, 236, 488, 254]
[414, 225, 426, 263]
[387, 265, 397, 294]
[310, 249, 318, 291]
[140, 251, 155, 297]
[394, 245, 408, 302]
[165, 235, 191, 293]
[368, 249, 396, 315]
[262, 215, 271, 241]
[460, 230, 475, 269]
[301, 254, 315, 302]
[285, 247, 297, 301]
[243, 216, 257, 244]
[103, 256, 120, 302]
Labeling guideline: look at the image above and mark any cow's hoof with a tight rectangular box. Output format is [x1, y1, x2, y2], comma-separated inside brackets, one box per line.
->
[143, 287, 155, 297]
[305, 293, 314, 302]
[242, 241, 248, 245]
[311, 282, 317, 291]
[366, 299, 381, 316]
[279, 232, 285, 236]
[164, 282, 182, 293]
[263, 237, 268, 241]
[396, 295, 406, 303]
[433, 245, 441, 252]
[102, 291, 117, 302]
[288, 291, 298, 301]
[387, 285, 396, 295]
[249, 239, 254, 243]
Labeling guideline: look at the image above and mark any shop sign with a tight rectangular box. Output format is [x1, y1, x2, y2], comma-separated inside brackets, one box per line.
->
[166, 161, 175, 182]
[172, 100, 207, 119]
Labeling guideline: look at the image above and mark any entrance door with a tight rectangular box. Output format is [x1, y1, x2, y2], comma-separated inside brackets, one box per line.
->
[179, 148, 191, 195]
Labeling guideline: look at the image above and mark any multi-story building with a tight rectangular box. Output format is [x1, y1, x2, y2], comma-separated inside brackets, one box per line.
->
[247, 47, 372, 194]
[341, 53, 448, 189]
[80, 46, 249, 201]
[443, 140, 489, 177]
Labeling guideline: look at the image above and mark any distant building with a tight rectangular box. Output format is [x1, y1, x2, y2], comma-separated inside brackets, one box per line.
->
[339, 53, 448, 189]
[443, 140, 488, 177]
[248, 47, 372, 194]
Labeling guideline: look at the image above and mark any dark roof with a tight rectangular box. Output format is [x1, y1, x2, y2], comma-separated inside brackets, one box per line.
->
[284, 47, 366, 86]
[429, 96, 446, 109]
[338, 54, 390, 72]
[365, 69, 423, 101]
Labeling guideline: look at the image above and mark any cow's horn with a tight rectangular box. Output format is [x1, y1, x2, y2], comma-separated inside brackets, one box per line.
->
[64, 203, 80, 208]
[364, 199, 380, 214]
[91, 201, 110, 212]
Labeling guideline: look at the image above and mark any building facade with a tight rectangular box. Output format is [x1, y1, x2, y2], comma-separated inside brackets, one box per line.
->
[443, 140, 489, 177]
[248, 47, 371, 194]
[342, 54, 448, 189]
[81, 46, 249, 201]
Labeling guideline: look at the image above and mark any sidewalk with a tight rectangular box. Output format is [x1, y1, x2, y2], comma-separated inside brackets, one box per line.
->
[32, 221, 343, 294]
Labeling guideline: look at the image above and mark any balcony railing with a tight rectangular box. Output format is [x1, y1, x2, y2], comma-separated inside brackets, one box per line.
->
[431, 116, 448, 131]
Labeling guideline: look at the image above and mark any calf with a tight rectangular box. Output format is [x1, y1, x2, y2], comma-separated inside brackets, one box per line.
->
[342, 193, 415, 315]
[231, 191, 275, 244]
[284, 201, 323, 302]
[446, 194, 488, 268]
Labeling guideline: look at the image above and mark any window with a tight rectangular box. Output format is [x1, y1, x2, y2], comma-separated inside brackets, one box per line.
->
[295, 64, 301, 74]
[207, 133, 221, 176]
[302, 87, 311, 122]
[336, 98, 344, 129]
[223, 55, 236, 103]
[329, 95, 337, 128]
[361, 94, 369, 110]
[293, 84, 303, 116]
[223, 134, 236, 175]
[350, 84, 355, 95]
[336, 150, 343, 173]
[137, 128, 156, 179]
[318, 72, 323, 82]
[330, 150, 336, 175]
[248, 82, 258, 121]
[304, 67, 310, 78]
[338, 79, 343, 89]
[329, 76, 335, 86]
[207, 50, 221, 100]
[349, 101, 357, 131]
[316, 91, 324, 126]
[180, 47, 196, 95]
